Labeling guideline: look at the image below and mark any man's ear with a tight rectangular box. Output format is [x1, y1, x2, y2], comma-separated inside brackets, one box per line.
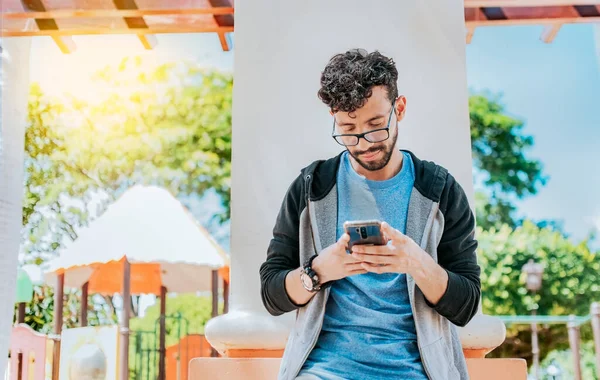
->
[396, 96, 407, 120]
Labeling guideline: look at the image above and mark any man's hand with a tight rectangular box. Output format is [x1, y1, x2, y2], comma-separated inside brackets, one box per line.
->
[284, 233, 365, 306]
[312, 233, 367, 284]
[351, 221, 449, 305]
[350, 222, 424, 275]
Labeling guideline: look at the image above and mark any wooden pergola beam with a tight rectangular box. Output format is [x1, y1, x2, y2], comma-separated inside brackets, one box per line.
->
[465, 8, 487, 44]
[20, 0, 76, 54]
[466, 4, 599, 20]
[113, 0, 157, 50]
[466, 27, 476, 44]
[541, 23, 563, 42]
[208, 0, 234, 51]
[466, 16, 600, 26]
[218, 33, 232, 51]
[465, 0, 600, 7]
[464, 4, 599, 41]
[2, 7, 234, 20]
[2, 26, 234, 37]
[6, 2, 599, 44]
[465, 4, 600, 25]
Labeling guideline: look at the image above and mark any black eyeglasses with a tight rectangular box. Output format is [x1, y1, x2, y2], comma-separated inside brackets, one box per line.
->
[332, 103, 395, 147]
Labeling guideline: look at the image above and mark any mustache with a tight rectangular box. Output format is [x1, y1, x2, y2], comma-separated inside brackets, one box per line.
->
[355, 147, 382, 156]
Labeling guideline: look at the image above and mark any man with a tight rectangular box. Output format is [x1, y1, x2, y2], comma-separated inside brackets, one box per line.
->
[259, 49, 480, 380]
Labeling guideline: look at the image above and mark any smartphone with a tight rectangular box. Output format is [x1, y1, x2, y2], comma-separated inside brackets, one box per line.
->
[343, 220, 387, 251]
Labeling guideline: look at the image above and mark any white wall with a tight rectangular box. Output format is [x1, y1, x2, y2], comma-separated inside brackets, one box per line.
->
[0, 37, 31, 376]
[229, 0, 473, 315]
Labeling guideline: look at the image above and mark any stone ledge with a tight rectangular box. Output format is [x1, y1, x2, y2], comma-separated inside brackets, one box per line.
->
[205, 310, 292, 353]
[189, 357, 527, 380]
[206, 311, 508, 358]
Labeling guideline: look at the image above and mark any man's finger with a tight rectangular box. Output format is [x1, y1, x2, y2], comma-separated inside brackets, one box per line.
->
[344, 259, 362, 270]
[342, 254, 362, 264]
[361, 262, 390, 274]
[345, 262, 366, 271]
[351, 253, 390, 265]
[349, 269, 368, 276]
[338, 233, 350, 246]
[381, 222, 407, 243]
[351, 244, 394, 255]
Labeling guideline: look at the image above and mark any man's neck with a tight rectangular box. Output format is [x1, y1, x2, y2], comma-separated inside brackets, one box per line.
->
[350, 149, 404, 181]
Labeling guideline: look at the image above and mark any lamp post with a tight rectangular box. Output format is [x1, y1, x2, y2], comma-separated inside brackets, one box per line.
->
[522, 258, 544, 380]
[546, 360, 562, 380]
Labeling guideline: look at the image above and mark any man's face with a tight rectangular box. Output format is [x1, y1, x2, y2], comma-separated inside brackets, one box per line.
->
[333, 86, 403, 172]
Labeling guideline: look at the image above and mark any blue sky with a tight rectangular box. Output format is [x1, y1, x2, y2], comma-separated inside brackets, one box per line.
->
[29, 23, 600, 250]
[466, 24, 600, 245]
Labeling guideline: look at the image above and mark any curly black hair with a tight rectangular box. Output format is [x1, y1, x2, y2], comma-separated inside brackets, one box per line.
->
[318, 49, 398, 113]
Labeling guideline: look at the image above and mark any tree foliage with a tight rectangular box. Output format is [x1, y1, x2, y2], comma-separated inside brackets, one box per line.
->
[540, 341, 598, 380]
[20, 58, 232, 331]
[477, 221, 600, 363]
[469, 94, 547, 230]
[23, 58, 232, 263]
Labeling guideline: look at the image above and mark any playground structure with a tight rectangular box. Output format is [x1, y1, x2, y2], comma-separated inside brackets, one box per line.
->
[8, 186, 229, 380]
[8, 321, 216, 380]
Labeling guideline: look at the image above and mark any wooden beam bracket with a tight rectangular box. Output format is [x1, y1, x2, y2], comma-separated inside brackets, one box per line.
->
[20, 0, 77, 53]
[113, 0, 157, 50]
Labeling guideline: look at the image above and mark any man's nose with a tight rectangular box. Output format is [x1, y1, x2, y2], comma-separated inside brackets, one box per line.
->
[356, 137, 373, 151]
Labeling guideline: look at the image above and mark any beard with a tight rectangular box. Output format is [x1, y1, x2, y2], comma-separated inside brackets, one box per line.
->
[348, 127, 399, 172]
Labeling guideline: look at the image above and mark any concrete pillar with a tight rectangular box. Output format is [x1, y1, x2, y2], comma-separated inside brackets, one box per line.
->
[205, 0, 505, 357]
[0, 37, 31, 376]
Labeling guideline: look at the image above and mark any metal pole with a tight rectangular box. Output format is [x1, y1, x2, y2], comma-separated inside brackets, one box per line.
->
[591, 302, 600, 379]
[120, 259, 131, 380]
[17, 303, 26, 324]
[531, 308, 540, 380]
[52, 273, 64, 380]
[223, 278, 229, 314]
[211, 270, 219, 357]
[158, 286, 167, 380]
[211, 270, 219, 318]
[568, 315, 582, 380]
[81, 281, 89, 327]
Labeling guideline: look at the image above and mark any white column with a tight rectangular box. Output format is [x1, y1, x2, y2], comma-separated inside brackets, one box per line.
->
[205, 0, 504, 355]
[0, 38, 32, 375]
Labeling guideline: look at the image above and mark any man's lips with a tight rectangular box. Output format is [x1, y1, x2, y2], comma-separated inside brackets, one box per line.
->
[360, 150, 381, 161]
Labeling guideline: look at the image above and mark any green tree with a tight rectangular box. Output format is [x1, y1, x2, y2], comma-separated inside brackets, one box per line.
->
[13, 285, 116, 333]
[540, 341, 598, 380]
[20, 58, 232, 332]
[469, 93, 547, 230]
[477, 221, 600, 363]
[23, 58, 232, 263]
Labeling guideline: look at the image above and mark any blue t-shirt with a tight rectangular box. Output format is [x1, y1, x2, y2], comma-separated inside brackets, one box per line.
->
[299, 151, 427, 380]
